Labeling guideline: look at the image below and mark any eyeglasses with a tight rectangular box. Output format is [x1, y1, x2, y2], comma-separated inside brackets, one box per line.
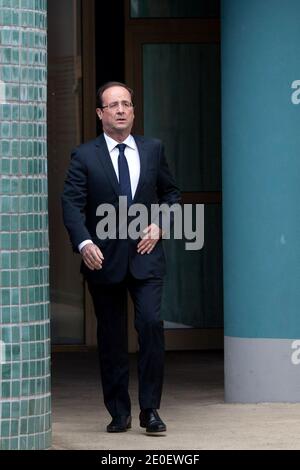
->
[101, 100, 134, 110]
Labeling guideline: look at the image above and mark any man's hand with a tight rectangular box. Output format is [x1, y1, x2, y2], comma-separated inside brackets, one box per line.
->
[81, 243, 104, 270]
[137, 223, 163, 255]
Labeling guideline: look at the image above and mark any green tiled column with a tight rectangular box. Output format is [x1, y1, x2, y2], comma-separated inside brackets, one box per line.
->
[0, 0, 51, 449]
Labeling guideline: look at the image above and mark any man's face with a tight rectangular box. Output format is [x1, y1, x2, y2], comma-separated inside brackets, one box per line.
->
[96, 86, 135, 137]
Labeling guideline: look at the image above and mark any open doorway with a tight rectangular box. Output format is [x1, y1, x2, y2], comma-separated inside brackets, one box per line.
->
[47, 0, 223, 351]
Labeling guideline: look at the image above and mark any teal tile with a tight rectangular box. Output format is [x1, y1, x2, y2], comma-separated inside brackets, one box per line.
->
[11, 420, 18, 436]
[11, 104, 19, 119]
[1, 403, 10, 419]
[11, 381, 20, 397]
[11, 66, 20, 82]
[11, 344, 20, 360]
[11, 215, 19, 230]
[12, 30, 19, 45]
[12, 49, 19, 63]
[12, 123, 19, 138]
[11, 11, 19, 26]
[1, 307, 11, 323]
[28, 417, 34, 434]
[27, 436, 34, 450]
[1, 178, 10, 193]
[3, 48, 12, 63]
[28, 399, 35, 416]
[29, 380, 35, 394]
[11, 233, 19, 250]
[22, 362, 29, 377]
[21, 306, 29, 322]
[1, 327, 11, 343]
[11, 327, 20, 342]
[1, 122, 10, 138]
[0, 439, 10, 450]
[20, 437, 27, 450]
[22, 343, 29, 360]
[1, 159, 10, 173]
[1, 289, 10, 305]
[1, 421, 10, 437]
[1, 382, 11, 398]
[2, 365, 11, 380]
[11, 306, 20, 323]
[20, 400, 28, 417]
[2, 140, 10, 156]
[11, 270, 19, 286]
[10, 438, 19, 450]
[21, 380, 29, 396]
[11, 362, 20, 379]
[1, 215, 10, 230]
[2, 65, 11, 81]
[22, 325, 30, 341]
[12, 140, 20, 156]
[11, 159, 19, 173]
[2, 104, 10, 119]
[20, 418, 27, 434]
[2, 9, 12, 25]
[1, 270, 10, 287]
[11, 402, 20, 419]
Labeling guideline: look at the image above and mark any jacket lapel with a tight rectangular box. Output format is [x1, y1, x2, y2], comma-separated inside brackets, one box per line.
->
[95, 134, 120, 197]
[133, 135, 148, 203]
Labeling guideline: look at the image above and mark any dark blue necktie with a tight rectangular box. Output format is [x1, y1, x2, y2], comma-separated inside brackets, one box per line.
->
[117, 143, 132, 204]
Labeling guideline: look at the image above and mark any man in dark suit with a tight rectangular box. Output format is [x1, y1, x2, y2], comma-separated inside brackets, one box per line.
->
[61, 81, 180, 434]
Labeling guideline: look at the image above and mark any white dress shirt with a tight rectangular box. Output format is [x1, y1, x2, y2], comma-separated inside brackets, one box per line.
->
[78, 133, 140, 252]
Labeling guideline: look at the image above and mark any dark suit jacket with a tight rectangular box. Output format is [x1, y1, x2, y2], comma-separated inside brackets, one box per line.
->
[61, 133, 181, 284]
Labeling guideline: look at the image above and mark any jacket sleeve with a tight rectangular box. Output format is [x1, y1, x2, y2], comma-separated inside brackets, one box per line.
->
[61, 149, 92, 253]
[155, 142, 181, 231]
[157, 142, 181, 204]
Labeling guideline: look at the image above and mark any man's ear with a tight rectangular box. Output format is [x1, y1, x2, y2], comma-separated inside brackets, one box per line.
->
[96, 108, 102, 120]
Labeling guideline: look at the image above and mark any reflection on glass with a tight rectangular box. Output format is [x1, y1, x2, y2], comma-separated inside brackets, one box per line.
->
[143, 42, 222, 328]
[161, 205, 223, 328]
[143, 43, 221, 192]
[131, 0, 220, 18]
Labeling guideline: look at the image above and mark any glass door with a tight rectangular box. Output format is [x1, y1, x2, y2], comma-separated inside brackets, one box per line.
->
[125, 0, 223, 350]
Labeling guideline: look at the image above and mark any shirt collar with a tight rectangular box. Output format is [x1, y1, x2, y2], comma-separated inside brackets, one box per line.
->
[104, 133, 136, 152]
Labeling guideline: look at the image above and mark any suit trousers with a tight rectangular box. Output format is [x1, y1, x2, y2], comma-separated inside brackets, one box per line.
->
[87, 273, 165, 417]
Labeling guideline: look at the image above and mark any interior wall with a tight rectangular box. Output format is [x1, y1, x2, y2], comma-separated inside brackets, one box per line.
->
[95, 0, 125, 136]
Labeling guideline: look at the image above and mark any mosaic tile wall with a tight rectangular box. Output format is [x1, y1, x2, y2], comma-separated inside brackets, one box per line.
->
[0, 0, 51, 450]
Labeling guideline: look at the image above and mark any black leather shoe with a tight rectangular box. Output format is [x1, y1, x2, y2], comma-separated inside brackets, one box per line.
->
[107, 415, 132, 433]
[139, 409, 167, 433]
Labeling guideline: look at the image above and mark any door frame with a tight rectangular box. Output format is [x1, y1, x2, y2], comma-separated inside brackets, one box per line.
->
[124, 0, 223, 351]
[81, 0, 100, 348]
